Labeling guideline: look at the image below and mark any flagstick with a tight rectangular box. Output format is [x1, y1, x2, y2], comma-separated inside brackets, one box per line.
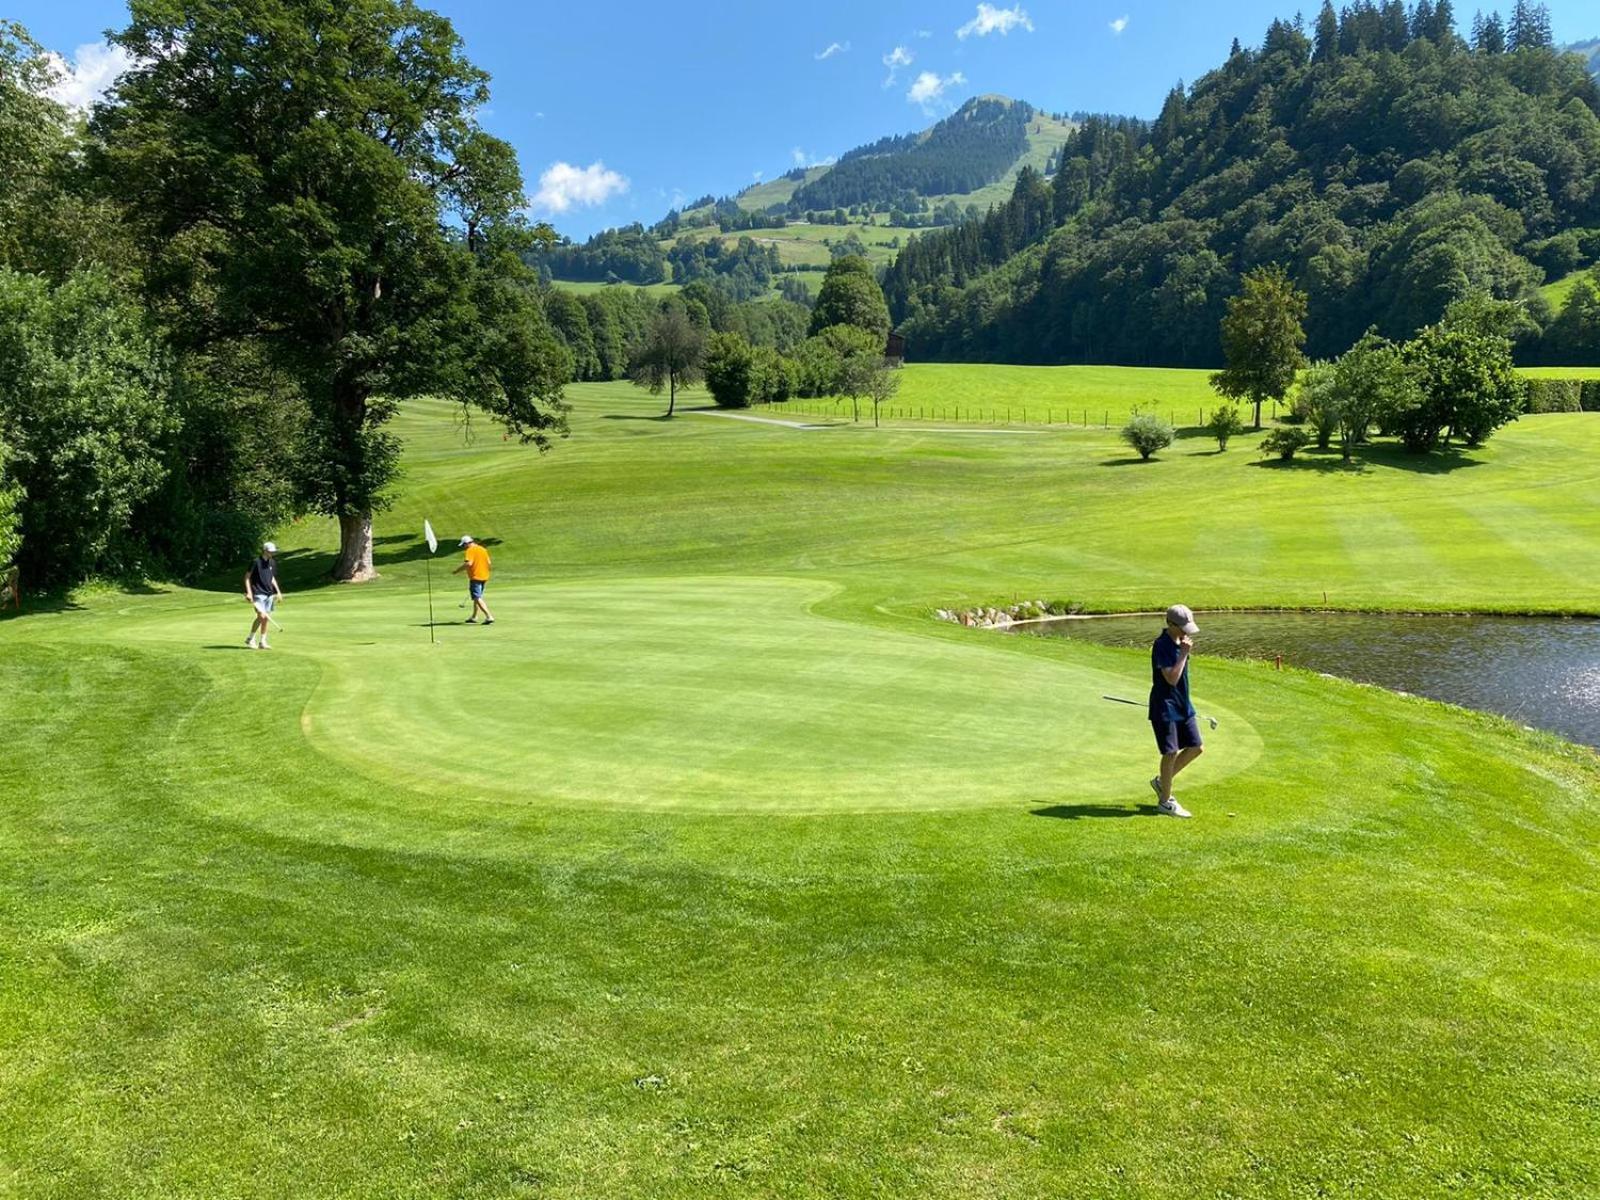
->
[425, 551, 436, 644]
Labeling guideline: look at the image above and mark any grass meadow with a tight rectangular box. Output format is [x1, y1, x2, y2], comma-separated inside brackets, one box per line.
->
[3, 372, 1599, 1197]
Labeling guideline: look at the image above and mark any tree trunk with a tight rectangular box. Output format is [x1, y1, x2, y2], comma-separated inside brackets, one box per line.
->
[333, 511, 377, 582]
[667, 373, 676, 418]
[1253, 398, 1263, 429]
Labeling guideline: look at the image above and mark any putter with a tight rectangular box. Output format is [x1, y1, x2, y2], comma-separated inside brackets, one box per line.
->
[248, 596, 285, 632]
[1103, 695, 1218, 730]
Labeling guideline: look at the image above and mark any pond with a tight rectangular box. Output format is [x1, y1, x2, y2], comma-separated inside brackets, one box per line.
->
[1014, 611, 1600, 749]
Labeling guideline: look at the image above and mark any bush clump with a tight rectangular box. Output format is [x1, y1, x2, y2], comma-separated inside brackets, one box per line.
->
[1121, 411, 1176, 460]
[1206, 405, 1245, 451]
[1261, 426, 1312, 460]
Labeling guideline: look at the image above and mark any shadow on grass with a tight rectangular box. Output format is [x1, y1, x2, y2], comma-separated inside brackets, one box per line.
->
[1099, 456, 1161, 467]
[1249, 443, 1485, 475]
[600, 413, 675, 422]
[1, 590, 87, 618]
[1032, 803, 1161, 820]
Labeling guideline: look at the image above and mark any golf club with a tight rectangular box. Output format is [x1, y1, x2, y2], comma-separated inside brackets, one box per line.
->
[1102, 695, 1218, 730]
[248, 596, 284, 632]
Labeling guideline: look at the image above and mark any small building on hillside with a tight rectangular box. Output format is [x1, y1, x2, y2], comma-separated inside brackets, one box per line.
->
[885, 331, 906, 367]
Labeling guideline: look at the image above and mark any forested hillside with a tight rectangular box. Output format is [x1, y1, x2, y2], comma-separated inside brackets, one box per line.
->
[889, 3, 1600, 366]
[789, 97, 1034, 213]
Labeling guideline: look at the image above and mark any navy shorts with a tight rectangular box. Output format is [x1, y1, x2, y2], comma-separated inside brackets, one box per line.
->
[1152, 716, 1203, 755]
[469, 579, 486, 600]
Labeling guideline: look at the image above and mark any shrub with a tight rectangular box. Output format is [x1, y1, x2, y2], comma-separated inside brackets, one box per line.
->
[702, 331, 756, 408]
[1206, 405, 1245, 450]
[1582, 381, 1600, 413]
[1524, 378, 1584, 414]
[1260, 426, 1312, 460]
[1294, 361, 1339, 449]
[1121, 411, 1175, 460]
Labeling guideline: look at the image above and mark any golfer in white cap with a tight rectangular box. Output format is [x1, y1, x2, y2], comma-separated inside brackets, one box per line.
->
[1148, 603, 1203, 817]
[244, 542, 283, 649]
[452, 535, 495, 625]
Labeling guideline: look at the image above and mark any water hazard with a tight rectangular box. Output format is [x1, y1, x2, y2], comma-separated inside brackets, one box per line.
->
[1015, 611, 1600, 749]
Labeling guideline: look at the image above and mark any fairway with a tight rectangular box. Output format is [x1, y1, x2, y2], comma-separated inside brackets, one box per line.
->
[4, 378, 1600, 1197]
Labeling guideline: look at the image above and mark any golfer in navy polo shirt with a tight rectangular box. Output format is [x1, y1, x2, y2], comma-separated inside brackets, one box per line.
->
[1148, 603, 1204, 818]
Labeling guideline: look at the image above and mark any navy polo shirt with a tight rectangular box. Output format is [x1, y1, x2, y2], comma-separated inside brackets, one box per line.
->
[1149, 632, 1195, 723]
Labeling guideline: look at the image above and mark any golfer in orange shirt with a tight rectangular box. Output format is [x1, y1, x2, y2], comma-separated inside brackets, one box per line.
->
[452, 535, 495, 626]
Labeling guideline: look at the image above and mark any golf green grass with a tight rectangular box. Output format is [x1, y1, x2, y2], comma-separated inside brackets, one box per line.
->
[4, 378, 1600, 1197]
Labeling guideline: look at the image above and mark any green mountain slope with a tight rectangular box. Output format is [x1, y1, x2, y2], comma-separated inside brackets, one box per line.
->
[890, 20, 1600, 367]
[544, 98, 1076, 292]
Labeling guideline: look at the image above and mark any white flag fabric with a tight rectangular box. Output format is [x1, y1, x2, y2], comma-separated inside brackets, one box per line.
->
[424, 519, 437, 554]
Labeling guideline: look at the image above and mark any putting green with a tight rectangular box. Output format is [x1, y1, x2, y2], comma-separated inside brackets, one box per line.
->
[120, 574, 1259, 813]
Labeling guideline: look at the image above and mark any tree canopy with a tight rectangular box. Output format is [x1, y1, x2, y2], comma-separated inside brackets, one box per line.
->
[95, 0, 569, 580]
[809, 256, 891, 342]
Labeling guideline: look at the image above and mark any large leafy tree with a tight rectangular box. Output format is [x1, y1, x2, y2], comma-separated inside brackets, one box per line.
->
[809, 256, 891, 343]
[629, 303, 705, 417]
[0, 435, 20, 569]
[1211, 265, 1309, 429]
[1401, 322, 1524, 449]
[1330, 331, 1418, 460]
[95, 0, 569, 580]
[0, 268, 176, 583]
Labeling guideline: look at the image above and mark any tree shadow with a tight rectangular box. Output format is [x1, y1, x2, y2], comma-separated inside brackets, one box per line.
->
[600, 413, 675, 422]
[0, 589, 86, 618]
[1099, 456, 1161, 467]
[1249, 453, 1368, 475]
[1032, 803, 1161, 820]
[1249, 443, 1483, 475]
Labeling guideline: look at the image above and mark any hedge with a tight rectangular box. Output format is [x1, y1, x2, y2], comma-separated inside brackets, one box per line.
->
[1525, 378, 1586, 414]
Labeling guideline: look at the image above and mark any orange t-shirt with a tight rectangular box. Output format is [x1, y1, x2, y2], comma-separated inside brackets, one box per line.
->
[463, 544, 491, 581]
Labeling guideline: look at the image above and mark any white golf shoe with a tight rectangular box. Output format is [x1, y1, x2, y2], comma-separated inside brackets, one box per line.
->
[1158, 797, 1192, 818]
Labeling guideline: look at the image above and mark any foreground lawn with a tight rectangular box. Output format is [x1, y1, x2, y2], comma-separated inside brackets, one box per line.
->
[3, 378, 1599, 1197]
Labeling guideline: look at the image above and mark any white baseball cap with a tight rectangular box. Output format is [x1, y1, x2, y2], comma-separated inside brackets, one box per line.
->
[458, 535, 474, 547]
[262, 541, 277, 554]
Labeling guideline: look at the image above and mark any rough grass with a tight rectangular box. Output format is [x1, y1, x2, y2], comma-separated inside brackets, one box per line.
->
[3, 375, 1599, 1197]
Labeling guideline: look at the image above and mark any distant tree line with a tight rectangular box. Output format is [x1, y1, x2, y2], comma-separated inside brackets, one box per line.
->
[543, 281, 813, 384]
[535, 224, 668, 284]
[625, 257, 897, 419]
[666, 236, 781, 300]
[886, 4, 1600, 368]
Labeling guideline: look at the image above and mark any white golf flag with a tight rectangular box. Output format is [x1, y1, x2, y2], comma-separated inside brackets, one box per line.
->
[424, 519, 437, 554]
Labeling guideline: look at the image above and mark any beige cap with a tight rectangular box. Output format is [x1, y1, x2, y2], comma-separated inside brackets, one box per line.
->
[1166, 604, 1199, 635]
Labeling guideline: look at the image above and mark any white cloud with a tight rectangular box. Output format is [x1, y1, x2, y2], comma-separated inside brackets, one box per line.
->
[916, 29, 933, 38]
[535, 110, 546, 119]
[43, 41, 135, 110]
[791, 147, 837, 168]
[882, 45, 914, 87]
[957, 4, 1034, 39]
[532, 161, 628, 214]
[815, 41, 850, 60]
[1110, 15, 1129, 35]
[753, 170, 764, 181]
[907, 70, 967, 112]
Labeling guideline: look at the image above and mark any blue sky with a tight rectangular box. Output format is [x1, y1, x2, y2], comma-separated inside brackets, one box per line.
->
[16, 1, 1600, 240]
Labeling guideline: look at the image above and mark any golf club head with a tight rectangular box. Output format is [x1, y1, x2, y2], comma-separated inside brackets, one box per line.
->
[1208, 716, 1219, 731]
